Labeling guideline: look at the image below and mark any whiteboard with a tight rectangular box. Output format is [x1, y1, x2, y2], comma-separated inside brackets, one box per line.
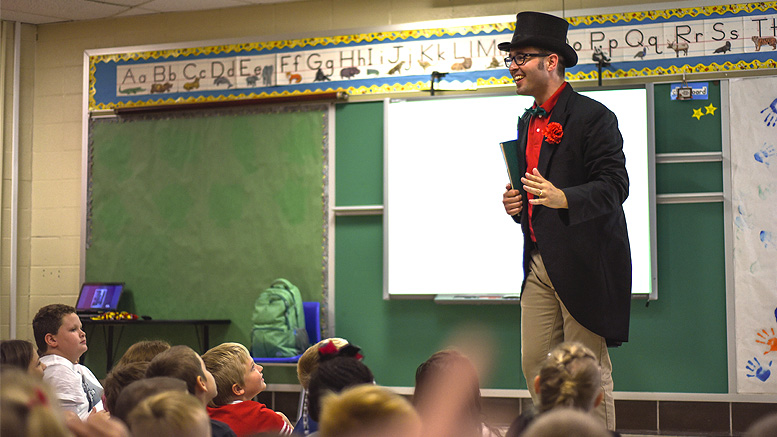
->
[384, 88, 654, 297]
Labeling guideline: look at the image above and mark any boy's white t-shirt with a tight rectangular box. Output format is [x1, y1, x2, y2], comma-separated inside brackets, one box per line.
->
[41, 354, 104, 420]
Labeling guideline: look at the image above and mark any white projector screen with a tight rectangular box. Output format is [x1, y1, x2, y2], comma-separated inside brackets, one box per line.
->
[384, 88, 654, 298]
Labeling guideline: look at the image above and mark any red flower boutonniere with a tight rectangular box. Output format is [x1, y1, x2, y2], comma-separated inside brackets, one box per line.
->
[543, 122, 563, 144]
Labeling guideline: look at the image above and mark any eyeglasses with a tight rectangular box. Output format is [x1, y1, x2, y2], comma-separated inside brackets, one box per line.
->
[504, 53, 550, 68]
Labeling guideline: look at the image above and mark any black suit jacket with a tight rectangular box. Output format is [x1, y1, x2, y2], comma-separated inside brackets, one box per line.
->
[514, 83, 632, 345]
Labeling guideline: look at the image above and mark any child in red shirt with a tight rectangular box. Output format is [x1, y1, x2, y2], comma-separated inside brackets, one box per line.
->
[202, 342, 292, 436]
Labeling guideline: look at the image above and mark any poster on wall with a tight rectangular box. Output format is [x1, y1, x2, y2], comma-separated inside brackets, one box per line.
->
[89, 2, 777, 110]
[730, 76, 777, 394]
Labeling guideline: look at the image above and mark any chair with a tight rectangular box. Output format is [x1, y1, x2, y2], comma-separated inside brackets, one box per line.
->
[253, 301, 322, 365]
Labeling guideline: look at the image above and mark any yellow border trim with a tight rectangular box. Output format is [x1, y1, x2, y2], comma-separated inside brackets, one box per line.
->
[91, 58, 777, 109]
[90, 2, 777, 65]
[89, 2, 777, 109]
[567, 2, 777, 25]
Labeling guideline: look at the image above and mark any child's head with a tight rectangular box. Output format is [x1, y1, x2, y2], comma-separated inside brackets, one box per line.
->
[319, 384, 422, 437]
[127, 391, 211, 437]
[112, 376, 188, 425]
[297, 338, 351, 389]
[522, 408, 609, 437]
[414, 349, 481, 409]
[202, 342, 264, 406]
[1, 340, 47, 379]
[308, 355, 375, 422]
[32, 304, 87, 363]
[413, 349, 486, 437]
[536, 342, 602, 414]
[102, 361, 150, 414]
[746, 412, 777, 437]
[145, 345, 216, 406]
[0, 368, 72, 437]
[117, 340, 171, 366]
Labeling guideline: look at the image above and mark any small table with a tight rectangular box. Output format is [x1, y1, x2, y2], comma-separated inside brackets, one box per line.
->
[80, 318, 230, 372]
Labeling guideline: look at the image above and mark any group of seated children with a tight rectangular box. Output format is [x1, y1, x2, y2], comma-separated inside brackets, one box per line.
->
[4, 303, 777, 437]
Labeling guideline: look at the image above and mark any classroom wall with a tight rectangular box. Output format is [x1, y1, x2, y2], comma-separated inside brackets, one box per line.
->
[333, 87, 730, 392]
[0, 0, 678, 347]
[1, 22, 36, 341]
[3, 0, 554, 343]
[0, 0, 732, 391]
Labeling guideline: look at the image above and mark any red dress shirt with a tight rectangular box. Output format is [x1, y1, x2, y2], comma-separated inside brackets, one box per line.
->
[526, 81, 568, 242]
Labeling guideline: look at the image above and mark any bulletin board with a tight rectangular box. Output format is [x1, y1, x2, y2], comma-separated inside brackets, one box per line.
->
[730, 76, 777, 394]
[85, 104, 328, 349]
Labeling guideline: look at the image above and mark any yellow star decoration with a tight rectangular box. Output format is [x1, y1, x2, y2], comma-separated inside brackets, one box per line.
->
[705, 103, 717, 115]
[692, 107, 704, 120]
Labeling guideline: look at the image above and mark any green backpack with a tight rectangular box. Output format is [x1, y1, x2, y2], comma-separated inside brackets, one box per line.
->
[251, 278, 309, 358]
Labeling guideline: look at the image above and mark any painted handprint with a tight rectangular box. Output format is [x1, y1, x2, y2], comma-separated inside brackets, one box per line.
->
[756, 327, 777, 355]
[735, 204, 751, 233]
[746, 357, 772, 382]
[760, 230, 773, 249]
[761, 98, 777, 127]
[754, 143, 776, 167]
[758, 184, 774, 200]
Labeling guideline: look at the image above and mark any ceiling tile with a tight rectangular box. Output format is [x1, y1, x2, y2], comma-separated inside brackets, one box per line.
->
[113, 7, 166, 17]
[142, 0, 249, 13]
[92, 0, 150, 5]
[0, 9, 67, 24]
[2, 0, 128, 21]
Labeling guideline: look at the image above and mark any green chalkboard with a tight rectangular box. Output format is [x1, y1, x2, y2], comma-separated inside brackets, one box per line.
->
[654, 81, 722, 154]
[333, 92, 728, 392]
[86, 106, 327, 375]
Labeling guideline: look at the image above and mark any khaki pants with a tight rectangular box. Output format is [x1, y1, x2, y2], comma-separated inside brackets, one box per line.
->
[520, 249, 616, 430]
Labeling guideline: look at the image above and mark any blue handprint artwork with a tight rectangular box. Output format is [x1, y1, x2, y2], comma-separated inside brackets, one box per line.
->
[761, 98, 777, 127]
[760, 231, 773, 249]
[735, 204, 751, 233]
[746, 357, 772, 382]
[758, 184, 774, 200]
[754, 143, 776, 167]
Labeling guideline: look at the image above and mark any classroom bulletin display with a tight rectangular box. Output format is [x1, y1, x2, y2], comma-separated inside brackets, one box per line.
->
[88, 2, 777, 110]
[730, 76, 777, 395]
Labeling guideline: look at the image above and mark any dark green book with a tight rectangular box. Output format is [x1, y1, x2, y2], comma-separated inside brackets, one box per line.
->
[500, 139, 521, 189]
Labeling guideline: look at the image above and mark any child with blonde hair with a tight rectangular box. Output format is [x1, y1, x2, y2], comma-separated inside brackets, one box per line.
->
[0, 368, 71, 437]
[522, 408, 609, 437]
[507, 342, 616, 437]
[294, 338, 362, 435]
[203, 342, 292, 436]
[127, 390, 211, 437]
[319, 384, 422, 437]
[536, 342, 603, 414]
[296, 338, 353, 390]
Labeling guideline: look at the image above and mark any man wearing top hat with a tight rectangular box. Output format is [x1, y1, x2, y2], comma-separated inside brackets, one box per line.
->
[500, 11, 631, 430]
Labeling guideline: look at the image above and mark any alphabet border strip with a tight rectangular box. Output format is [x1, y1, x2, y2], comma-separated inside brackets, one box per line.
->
[89, 2, 777, 110]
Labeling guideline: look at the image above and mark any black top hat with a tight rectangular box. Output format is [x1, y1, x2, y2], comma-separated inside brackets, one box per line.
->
[498, 11, 578, 67]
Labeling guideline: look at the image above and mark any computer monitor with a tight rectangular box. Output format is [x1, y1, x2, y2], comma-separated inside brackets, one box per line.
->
[75, 283, 124, 314]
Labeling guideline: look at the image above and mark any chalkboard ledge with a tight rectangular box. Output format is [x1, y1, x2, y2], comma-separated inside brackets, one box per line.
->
[433, 294, 521, 304]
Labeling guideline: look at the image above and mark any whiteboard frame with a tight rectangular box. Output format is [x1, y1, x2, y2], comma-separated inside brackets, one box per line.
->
[383, 86, 658, 301]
